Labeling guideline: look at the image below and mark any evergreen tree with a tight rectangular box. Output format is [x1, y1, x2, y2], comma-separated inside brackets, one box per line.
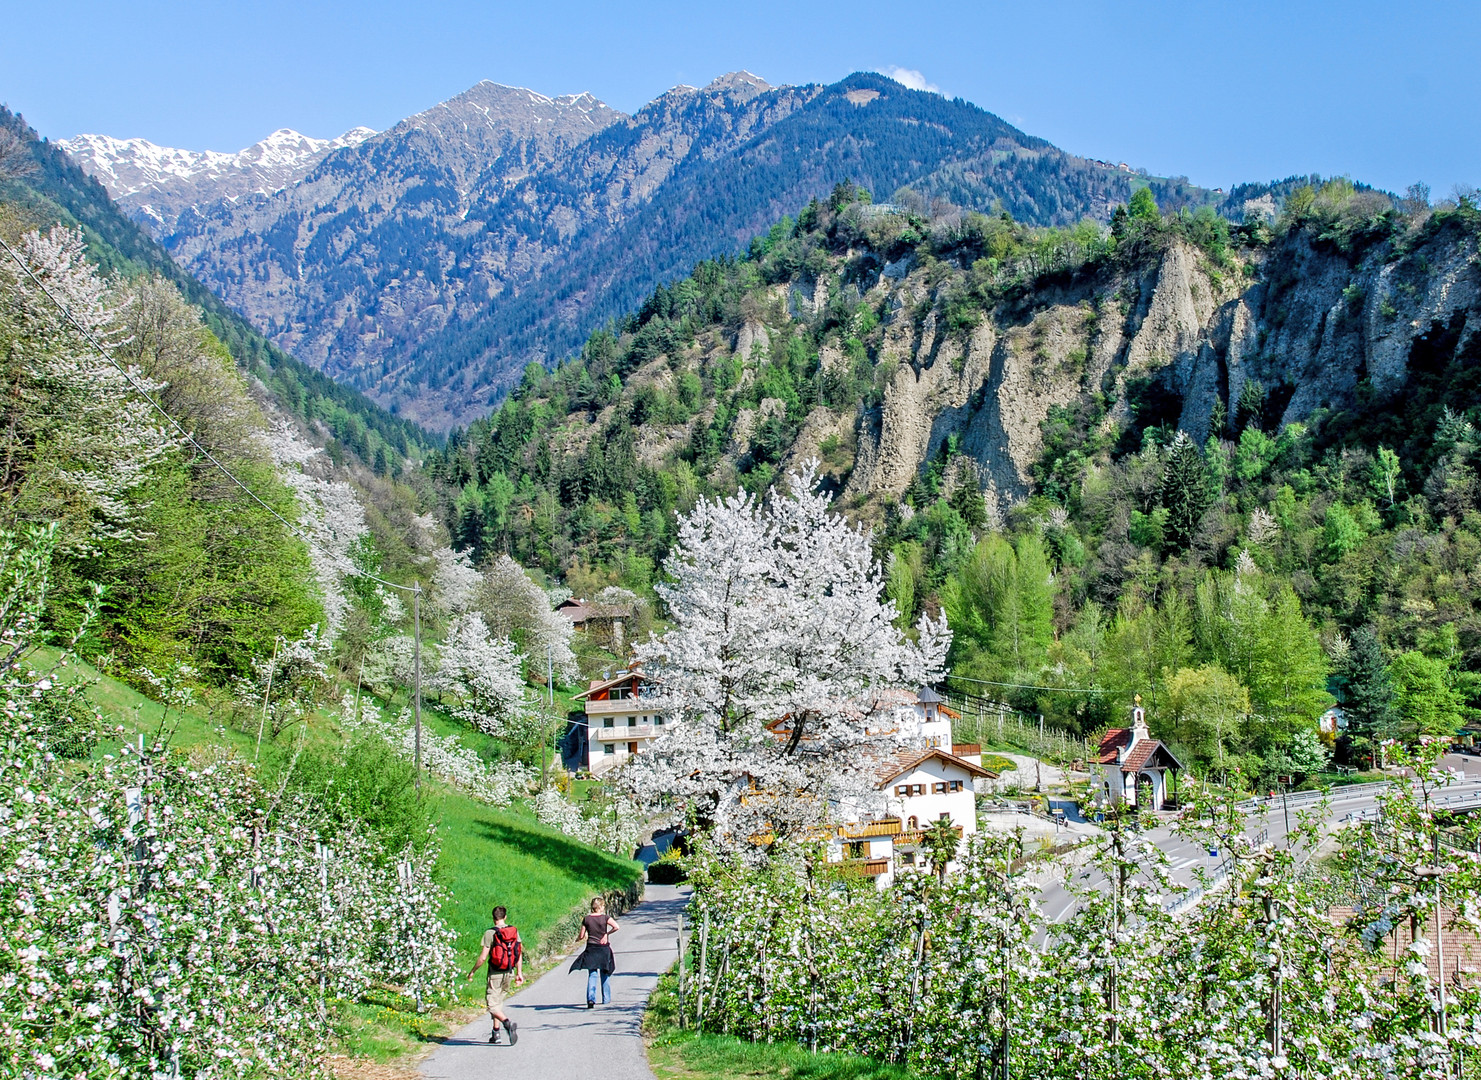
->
[1208, 398, 1228, 440]
[1340, 625, 1398, 753]
[949, 469, 988, 529]
[1161, 431, 1210, 550]
[1233, 378, 1267, 433]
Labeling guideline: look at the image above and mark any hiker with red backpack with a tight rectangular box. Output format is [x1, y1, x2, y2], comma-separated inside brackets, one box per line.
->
[466, 905, 524, 1044]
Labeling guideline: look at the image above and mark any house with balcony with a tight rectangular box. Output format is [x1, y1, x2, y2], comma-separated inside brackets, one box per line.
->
[827, 688, 992, 887]
[574, 670, 668, 775]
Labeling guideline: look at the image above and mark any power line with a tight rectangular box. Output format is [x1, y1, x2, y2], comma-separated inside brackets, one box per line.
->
[947, 673, 1102, 694]
[0, 234, 415, 596]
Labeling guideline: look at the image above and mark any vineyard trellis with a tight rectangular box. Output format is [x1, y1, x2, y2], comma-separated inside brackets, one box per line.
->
[946, 689, 1091, 768]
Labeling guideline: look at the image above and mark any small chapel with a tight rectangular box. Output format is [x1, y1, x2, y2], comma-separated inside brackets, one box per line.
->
[1093, 697, 1184, 811]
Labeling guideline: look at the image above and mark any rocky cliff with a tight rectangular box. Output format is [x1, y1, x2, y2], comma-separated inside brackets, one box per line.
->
[528, 199, 1481, 530]
[842, 218, 1479, 516]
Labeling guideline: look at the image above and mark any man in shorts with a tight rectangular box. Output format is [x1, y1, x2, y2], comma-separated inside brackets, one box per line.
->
[466, 905, 524, 1044]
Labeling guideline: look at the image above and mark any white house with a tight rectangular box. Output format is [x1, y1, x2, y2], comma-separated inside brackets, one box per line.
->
[574, 670, 668, 775]
[828, 688, 991, 888]
[1092, 700, 1184, 811]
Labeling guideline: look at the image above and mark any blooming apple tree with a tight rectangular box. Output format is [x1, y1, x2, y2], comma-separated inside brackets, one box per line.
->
[431, 612, 543, 753]
[0, 525, 457, 1080]
[623, 462, 949, 850]
[0, 227, 177, 552]
[476, 553, 578, 683]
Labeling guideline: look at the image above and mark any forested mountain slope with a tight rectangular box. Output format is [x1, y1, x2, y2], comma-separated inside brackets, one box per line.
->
[68, 72, 1214, 429]
[0, 106, 430, 469]
[429, 181, 1481, 772]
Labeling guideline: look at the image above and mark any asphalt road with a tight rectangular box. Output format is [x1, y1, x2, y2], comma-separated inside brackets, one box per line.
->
[420, 884, 689, 1080]
[1035, 767, 1481, 927]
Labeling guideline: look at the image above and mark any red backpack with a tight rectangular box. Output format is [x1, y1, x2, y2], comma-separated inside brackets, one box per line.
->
[489, 925, 522, 973]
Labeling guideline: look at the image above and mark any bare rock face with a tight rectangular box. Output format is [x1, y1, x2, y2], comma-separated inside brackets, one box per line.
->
[834, 224, 1481, 510]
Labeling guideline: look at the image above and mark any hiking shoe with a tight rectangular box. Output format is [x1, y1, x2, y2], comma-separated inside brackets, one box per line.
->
[586, 1000, 595, 1009]
[489, 1027, 501, 1044]
[503, 1018, 519, 1045]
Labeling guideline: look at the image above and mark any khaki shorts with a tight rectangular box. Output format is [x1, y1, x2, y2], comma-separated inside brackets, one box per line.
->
[486, 970, 513, 1010]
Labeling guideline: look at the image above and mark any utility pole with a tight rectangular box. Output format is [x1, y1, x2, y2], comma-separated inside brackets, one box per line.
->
[1279, 775, 1291, 847]
[541, 644, 555, 790]
[412, 581, 423, 794]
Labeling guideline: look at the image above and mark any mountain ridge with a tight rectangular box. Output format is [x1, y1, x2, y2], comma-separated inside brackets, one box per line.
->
[62, 72, 1218, 431]
[61, 125, 377, 233]
[1, 105, 432, 469]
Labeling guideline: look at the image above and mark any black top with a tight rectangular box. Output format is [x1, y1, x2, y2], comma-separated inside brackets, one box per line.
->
[570, 914, 616, 974]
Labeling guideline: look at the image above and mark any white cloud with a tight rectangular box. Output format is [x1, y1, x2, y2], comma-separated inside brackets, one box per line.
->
[878, 66, 942, 95]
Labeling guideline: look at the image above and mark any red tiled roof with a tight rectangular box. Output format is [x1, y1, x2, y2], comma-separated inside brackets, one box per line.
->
[1330, 906, 1481, 986]
[1098, 728, 1131, 765]
[1121, 740, 1160, 773]
[875, 746, 992, 785]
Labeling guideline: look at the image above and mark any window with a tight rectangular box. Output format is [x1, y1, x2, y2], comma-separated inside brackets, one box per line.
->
[895, 784, 910, 798]
[603, 718, 614, 728]
[610, 686, 632, 700]
[900, 852, 916, 866]
[948, 780, 964, 793]
[939, 813, 951, 823]
[603, 744, 615, 755]
[932, 782, 948, 794]
[655, 716, 665, 726]
[628, 716, 637, 727]
[846, 841, 865, 859]
[913, 784, 926, 796]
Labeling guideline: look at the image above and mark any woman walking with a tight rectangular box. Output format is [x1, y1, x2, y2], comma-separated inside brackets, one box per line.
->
[569, 896, 619, 1007]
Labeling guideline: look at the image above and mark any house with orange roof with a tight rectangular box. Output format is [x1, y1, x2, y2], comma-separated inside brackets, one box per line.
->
[573, 670, 668, 775]
[828, 688, 995, 887]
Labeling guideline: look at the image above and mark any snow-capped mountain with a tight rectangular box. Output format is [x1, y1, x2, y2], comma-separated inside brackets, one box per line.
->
[57, 73, 1209, 431]
[61, 126, 375, 232]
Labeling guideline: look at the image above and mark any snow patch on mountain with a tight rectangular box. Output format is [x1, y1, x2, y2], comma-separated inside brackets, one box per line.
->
[60, 126, 376, 234]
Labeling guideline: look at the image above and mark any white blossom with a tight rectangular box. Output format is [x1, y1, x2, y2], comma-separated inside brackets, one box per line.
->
[0, 227, 178, 551]
[431, 612, 532, 738]
[476, 554, 578, 682]
[262, 421, 367, 634]
[430, 546, 481, 615]
[624, 461, 949, 850]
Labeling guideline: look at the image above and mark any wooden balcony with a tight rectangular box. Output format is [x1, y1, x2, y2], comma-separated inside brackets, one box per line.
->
[838, 817, 902, 839]
[584, 697, 660, 716]
[840, 857, 890, 877]
[897, 825, 964, 845]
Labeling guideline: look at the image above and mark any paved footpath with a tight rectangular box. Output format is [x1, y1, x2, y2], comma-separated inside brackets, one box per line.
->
[421, 884, 689, 1080]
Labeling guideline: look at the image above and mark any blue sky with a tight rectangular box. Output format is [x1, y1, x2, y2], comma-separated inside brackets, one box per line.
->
[3, 0, 1475, 197]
